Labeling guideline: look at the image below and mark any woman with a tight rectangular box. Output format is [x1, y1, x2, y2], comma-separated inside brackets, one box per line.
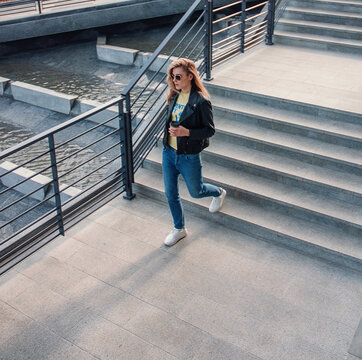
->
[162, 58, 226, 246]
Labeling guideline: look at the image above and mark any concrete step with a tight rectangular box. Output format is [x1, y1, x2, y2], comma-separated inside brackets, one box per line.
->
[283, 7, 362, 26]
[144, 146, 362, 237]
[212, 116, 362, 178]
[134, 166, 362, 272]
[213, 103, 362, 149]
[274, 30, 362, 54]
[206, 83, 362, 126]
[277, 18, 362, 41]
[289, 0, 362, 14]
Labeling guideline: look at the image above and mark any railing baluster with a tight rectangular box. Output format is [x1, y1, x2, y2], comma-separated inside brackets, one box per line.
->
[48, 134, 64, 235]
[204, 0, 213, 81]
[266, 0, 276, 45]
[241, 0, 246, 53]
[119, 97, 135, 200]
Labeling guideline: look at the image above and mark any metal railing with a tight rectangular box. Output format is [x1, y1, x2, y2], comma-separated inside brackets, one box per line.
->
[0, 0, 283, 272]
[0, 0, 94, 16]
[0, 96, 132, 273]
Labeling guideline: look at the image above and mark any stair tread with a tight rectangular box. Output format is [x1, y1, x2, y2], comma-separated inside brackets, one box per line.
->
[286, 6, 362, 18]
[135, 167, 362, 261]
[209, 137, 362, 194]
[146, 146, 362, 226]
[278, 18, 362, 33]
[210, 93, 362, 142]
[274, 30, 362, 46]
[214, 113, 362, 167]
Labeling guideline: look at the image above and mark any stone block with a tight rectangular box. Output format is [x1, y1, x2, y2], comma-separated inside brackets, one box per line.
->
[0, 76, 10, 95]
[96, 44, 139, 65]
[11, 81, 77, 114]
[0, 160, 81, 204]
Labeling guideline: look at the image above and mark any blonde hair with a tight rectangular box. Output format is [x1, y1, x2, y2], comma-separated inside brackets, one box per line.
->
[166, 58, 210, 104]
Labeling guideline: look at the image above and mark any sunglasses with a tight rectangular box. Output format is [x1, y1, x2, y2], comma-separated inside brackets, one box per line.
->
[171, 74, 182, 81]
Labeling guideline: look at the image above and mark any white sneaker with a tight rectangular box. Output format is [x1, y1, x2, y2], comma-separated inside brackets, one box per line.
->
[209, 188, 227, 213]
[164, 228, 187, 246]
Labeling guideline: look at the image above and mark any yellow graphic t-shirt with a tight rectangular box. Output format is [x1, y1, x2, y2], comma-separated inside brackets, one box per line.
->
[168, 91, 190, 150]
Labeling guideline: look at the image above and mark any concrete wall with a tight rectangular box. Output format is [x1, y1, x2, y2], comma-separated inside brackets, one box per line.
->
[0, 0, 230, 43]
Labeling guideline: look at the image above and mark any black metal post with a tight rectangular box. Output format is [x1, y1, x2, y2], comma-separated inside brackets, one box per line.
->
[204, 0, 213, 81]
[119, 96, 135, 200]
[266, 0, 276, 45]
[241, 0, 246, 53]
[36, 0, 42, 14]
[48, 134, 64, 235]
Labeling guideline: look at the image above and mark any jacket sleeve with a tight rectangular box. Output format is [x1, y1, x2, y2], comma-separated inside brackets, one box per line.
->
[188, 98, 215, 140]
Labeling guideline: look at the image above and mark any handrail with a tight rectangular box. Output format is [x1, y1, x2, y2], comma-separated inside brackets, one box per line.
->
[0, 95, 123, 159]
[121, 0, 203, 96]
[0, 0, 285, 273]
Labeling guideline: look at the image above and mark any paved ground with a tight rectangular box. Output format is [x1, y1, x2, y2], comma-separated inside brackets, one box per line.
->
[212, 44, 362, 115]
[0, 193, 361, 360]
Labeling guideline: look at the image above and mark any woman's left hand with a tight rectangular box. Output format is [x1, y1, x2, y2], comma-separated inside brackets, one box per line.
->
[169, 125, 190, 137]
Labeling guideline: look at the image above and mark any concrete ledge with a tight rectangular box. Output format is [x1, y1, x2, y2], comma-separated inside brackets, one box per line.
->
[0, 77, 10, 95]
[96, 45, 139, 65]
[0, 161, 81, 204]
[96, 43, 177, 73]
[11, 81, 78, 114]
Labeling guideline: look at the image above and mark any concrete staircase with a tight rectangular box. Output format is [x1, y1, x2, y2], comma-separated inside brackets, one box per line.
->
[133, 80, 362, 272]
[275, 0, 362, 54]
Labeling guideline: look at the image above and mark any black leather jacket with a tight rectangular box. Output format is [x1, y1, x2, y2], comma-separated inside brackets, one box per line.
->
[162, 87, 215, 155]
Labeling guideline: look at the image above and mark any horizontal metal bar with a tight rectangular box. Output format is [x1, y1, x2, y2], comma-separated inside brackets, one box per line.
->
[245, 26, 266, 40]
[245, 31, 266, 45]
[245, 19, 267, 33]
[62, 165, 125, 207]
[213, 21, 241, 36]
[213, 32, 241, 47]
[56, 128, 119, 166]
[213, 45, 240, 63]
[55, 114, 119, 150]
[246, 0, 267, 12]
[0, 220, 59, 268]
[245, 37, 265, 51]
[0, 190, 57, 234]
[213, 0, 241, 13]
[0, 97, 124, 160]
[134, 119, 164, 159]
[0, 147, 50, 180]
[213, 10, 241, 24]
[59, 154, 121, 193]
[215, 37, 240, 51]
[122, 0, 203, 96]
[0, 178, 52, 214]
[0, 163, 53, 197]
[245, 10, 267, 22]
[0, 203, 57, 246]
[57, 141, 120, 181]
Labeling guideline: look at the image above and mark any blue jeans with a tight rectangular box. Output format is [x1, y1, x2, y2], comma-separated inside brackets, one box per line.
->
[162, 145, 221, 229]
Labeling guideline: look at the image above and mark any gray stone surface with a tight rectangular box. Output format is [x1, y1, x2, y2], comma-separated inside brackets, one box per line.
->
[11, 81, 78, 115]
[0, 194, 361, 359]
[350, 317, 362, 359]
